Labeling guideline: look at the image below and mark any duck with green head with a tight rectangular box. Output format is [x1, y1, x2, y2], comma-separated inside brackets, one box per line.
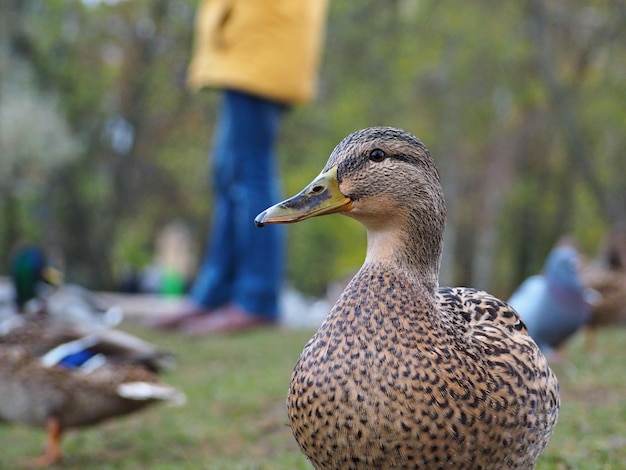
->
[7, 245, 122, 326]
[10, 245, 60, 313]
[2, 246, 183, 466]
[256, 127, 559, 469]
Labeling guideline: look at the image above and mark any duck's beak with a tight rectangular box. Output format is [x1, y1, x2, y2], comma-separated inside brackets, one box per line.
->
[42, 266, 64, 286]
[255, 165, 352, 227]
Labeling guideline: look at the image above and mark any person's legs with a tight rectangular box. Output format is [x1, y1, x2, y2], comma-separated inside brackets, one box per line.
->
[153, 89, 286, 333]
[180, 91, 286, 334]
[188, 92, 238, 308]
[227, 90, 285, 320]
[148, 92, 237, 329]
[191, 90, 285, 317]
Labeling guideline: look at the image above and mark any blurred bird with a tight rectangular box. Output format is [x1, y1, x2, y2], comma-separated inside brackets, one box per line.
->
[0, 307, 184, 466]
[579, 229, 626, 349]
[3, 245, 123, 327]
[0, 245, 183, 465]
[9, 243, 54, 313]
[508, 244, 596, 358]
[580, 262, 626, 349]
[255, 127, 559, 469]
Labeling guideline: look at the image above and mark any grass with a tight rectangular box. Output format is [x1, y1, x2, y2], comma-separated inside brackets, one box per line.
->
[0, 321, 624, 469]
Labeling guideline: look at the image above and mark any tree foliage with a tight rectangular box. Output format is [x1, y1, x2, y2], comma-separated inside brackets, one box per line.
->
[1, 0, 624, 297]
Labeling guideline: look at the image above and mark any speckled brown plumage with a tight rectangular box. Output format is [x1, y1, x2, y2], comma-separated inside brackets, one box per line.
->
[256, 127, 559, 469]
[289, 277, 558, 469]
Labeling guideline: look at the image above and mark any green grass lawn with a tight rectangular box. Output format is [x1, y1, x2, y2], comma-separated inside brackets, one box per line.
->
[1, 322, 624, 469]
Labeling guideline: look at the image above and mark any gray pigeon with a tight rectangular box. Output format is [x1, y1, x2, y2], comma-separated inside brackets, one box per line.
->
[509, 244, 597, 357]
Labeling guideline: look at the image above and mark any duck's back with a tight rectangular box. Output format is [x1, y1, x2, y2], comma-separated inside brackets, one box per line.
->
[287, 266, 559, 469]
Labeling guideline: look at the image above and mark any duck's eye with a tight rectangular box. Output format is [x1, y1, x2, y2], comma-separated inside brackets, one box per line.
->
[369, 149, 386, 162]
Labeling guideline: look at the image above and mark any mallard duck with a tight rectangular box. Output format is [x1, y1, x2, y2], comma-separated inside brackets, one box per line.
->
[0, 318, 184, 467]
[581, 263, 626, 342]
[508, 244, 596, 358]
[0, 315, 177, 372]
[580, 252, 626, 350]
[6, 245, 123, 326]
[255, 127, 559, 469]
[9, 244, 54, 313]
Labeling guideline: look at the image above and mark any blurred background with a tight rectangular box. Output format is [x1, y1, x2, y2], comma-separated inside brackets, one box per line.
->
[1, 0, 625, 300]
[1, 2, 626, 468]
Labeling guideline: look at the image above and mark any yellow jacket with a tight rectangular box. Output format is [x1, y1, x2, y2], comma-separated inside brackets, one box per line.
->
[188, 0, 328, 105]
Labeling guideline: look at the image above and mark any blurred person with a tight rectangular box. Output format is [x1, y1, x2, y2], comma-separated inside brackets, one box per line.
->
[152, 0, 328, 334]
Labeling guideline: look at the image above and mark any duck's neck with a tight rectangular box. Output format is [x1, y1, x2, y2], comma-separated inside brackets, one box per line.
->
[364, 226, 441, 293]
[13, 275, 37, 312]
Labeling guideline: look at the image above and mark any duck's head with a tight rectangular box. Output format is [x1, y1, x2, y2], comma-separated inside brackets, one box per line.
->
[256, 127, 446, 285]
[10, 245, 62, 312]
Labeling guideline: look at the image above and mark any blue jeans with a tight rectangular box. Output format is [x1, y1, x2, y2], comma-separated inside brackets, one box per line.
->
[189, 89, 286, 320]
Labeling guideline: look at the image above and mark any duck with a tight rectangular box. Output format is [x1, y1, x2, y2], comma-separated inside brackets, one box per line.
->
[580, 262, 626, 349]
[255, 127, 559, 469]
[508, 243, 596, 358]
[3, 244, 123, 327]
[8, 243, 53, 313]
[579, 230, 626, 349]
[0, 317, 184, 467]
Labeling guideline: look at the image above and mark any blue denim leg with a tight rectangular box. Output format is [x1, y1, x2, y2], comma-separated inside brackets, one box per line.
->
[189, 90, 285, 320]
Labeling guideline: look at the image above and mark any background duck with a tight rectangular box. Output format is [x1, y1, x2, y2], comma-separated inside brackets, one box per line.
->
[2, 244, 123, 327]
[0, 315, 176, 373]
[0, 317, 184, 467]
[580, 228, 626, 349]
[508, 243, 596, 359]
[255, 126, 559, 469]
[9, 243, 52, 313]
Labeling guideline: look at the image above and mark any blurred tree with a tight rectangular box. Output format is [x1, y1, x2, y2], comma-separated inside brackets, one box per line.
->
[1, 0, 206, 286]
[0, 60, 81, 260]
